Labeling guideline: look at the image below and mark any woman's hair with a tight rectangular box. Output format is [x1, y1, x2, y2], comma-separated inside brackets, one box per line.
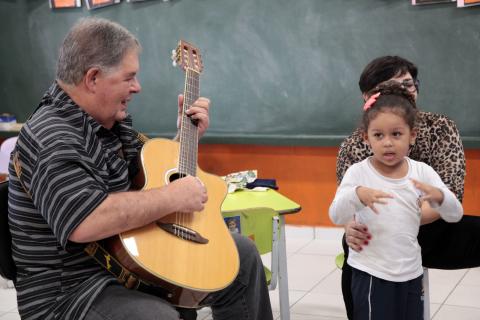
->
[56, 17, 141, 85]
[359, 56, 418, 94]
[361, 80, 418, 132]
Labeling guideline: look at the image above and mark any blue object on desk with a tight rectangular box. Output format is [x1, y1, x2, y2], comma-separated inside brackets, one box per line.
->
[0, 114, 16, 123]
[246, 178, 278, 190]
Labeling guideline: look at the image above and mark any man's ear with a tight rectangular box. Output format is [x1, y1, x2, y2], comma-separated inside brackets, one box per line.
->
[84, 67, 100, 92]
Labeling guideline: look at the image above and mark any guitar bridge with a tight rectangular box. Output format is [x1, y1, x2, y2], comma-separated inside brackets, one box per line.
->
[156, 222, 209, 244]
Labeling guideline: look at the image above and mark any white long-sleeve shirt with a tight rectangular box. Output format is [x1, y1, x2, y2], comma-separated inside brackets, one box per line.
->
[329, 157, 463, 282]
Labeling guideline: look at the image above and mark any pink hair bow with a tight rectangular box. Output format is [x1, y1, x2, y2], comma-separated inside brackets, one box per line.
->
[363, 92, 381, 111]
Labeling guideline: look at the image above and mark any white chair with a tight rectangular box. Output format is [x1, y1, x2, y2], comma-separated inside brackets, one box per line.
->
[0, 136, 17, 174]
[0, 151, 9, 174]
[0, 136, 18, 155]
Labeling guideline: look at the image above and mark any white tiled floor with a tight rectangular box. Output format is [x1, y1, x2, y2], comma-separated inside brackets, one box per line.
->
[1, 226, 480, 320]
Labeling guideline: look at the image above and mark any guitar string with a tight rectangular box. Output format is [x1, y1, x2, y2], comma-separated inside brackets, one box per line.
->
[179, 70, 186, 239]
[189, 70, 199, 239]
[178, 68, 200, 240]
[185, 68, 194, 239]
[190, 70, 200, 239]
[178, 68, 188, 239]
[183, 69, 192, 239]
[180, 69, 190, 239]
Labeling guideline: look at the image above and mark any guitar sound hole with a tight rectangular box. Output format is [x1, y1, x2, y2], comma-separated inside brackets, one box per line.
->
[169, 172, 187, 183]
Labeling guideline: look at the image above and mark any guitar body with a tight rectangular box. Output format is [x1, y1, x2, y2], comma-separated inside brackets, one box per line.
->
[106, 138, 239, 307]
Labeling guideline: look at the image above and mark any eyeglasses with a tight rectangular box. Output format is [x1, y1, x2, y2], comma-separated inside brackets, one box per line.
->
[399, 79, 420, 93]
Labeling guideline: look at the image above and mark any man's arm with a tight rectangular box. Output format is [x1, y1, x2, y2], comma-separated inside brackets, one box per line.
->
[71, 96, 212, 243]
[69, 173, 207, 243]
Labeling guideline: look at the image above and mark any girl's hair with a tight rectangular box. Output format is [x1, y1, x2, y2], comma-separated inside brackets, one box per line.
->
[361, 80, 417, 132]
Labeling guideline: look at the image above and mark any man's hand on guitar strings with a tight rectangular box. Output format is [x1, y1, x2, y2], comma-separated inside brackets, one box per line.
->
[167, 175, 208, 213]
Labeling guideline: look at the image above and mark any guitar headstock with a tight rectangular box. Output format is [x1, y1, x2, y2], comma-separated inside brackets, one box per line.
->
[171, 40, 203, 74]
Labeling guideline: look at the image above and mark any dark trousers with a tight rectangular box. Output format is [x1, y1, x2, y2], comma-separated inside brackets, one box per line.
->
[351, 268, 423, 320]
[85, 233, 273, 320]
[342, 215, 480, 319]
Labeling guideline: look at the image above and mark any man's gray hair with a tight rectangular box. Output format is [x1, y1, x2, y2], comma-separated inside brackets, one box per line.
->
[56, 17, 140, 85]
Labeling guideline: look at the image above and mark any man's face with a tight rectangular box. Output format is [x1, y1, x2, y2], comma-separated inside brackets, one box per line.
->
[92, 49, 141, 129]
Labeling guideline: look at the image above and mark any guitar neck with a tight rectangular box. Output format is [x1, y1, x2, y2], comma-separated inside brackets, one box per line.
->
[178, 68, 200, 177]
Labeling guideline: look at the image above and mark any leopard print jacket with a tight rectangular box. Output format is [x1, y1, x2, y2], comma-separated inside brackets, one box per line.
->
[336, 111, 466, 202]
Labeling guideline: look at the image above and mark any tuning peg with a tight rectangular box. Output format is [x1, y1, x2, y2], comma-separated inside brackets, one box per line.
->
[172, 60, 177, 67]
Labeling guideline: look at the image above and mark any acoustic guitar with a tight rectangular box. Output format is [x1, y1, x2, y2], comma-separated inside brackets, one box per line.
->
[105, 41, 239, 308]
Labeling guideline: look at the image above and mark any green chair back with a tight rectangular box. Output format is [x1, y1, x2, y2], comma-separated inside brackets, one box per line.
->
[335, 252, 345, 270]
[223, 207, 278, 255]
[223, 207, 279, 285]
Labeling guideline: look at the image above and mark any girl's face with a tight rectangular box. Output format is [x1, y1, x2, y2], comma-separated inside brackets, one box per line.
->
[364, 110, 417, 177]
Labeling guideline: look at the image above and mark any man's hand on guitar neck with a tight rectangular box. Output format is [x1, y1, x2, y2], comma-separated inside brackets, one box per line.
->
[176, 94, 210, 139]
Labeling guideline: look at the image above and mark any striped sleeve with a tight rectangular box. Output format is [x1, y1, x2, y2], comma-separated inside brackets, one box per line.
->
[28, 138, 108, 249]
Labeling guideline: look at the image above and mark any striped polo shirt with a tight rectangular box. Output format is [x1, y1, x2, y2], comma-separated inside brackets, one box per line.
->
[8, 82, 143, 319]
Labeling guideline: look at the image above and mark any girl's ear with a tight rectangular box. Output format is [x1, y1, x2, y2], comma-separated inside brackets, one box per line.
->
[410, 127, 418, 145]
[363, 130, 370, 145]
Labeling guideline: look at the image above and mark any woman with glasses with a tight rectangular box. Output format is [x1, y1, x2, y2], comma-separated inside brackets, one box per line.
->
[336, 55, 480, 320]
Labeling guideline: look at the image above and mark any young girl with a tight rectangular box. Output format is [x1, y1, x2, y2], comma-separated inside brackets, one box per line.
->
[329, 81, 463, 320]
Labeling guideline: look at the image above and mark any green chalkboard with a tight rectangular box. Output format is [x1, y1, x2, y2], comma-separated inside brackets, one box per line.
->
[1, 0, 479, 147]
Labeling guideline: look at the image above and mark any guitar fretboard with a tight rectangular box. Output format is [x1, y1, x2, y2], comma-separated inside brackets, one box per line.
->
[178, 68, 200, 177]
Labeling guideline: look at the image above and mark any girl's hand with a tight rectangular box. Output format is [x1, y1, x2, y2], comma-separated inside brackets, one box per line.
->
[411, 178, 444, 206]
[356, 186, 393, 214]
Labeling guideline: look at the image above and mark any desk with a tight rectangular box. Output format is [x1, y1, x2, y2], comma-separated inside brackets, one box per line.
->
[222, 189, 301, 320]
[0, 122, 22, 140]
[222, 189, 301, 214]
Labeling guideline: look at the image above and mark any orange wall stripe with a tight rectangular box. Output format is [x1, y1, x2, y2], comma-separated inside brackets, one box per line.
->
[198, 144, 480, 227]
